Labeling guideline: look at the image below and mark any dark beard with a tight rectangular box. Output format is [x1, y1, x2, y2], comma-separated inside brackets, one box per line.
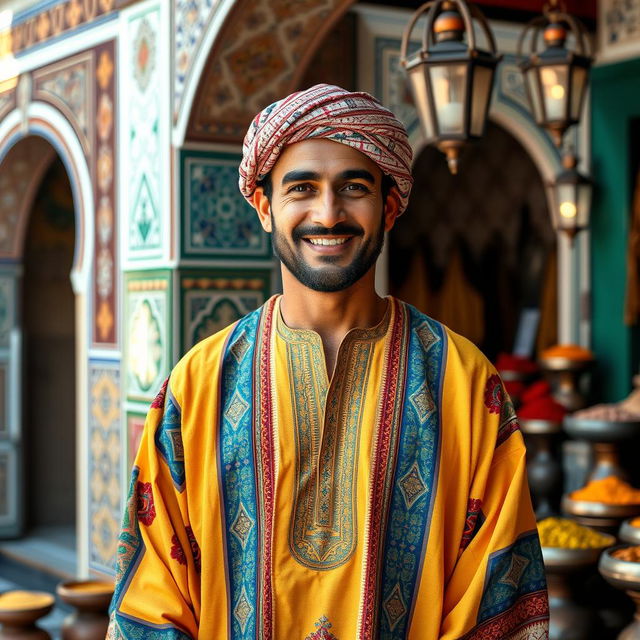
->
[270, 215, 385, 292]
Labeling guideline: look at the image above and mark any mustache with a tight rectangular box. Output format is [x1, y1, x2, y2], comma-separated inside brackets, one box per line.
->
[292, 223, 364, 241]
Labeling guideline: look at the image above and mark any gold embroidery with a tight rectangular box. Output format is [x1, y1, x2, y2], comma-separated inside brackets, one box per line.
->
[277, 301, 391, 569]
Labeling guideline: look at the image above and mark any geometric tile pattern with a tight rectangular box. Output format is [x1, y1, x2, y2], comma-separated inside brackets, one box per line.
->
[33, 52, 94, 156]
[88, 360, 121, 575]
[174, 0, 219, 120]
[127, 412, 146, 472]
[180, 268, 271, 352]
[186, 0, 344, 142]
[181, 151, 270, 259]
[127, 6, 163, 257]
[125, 271, 171, 403]
[602, 0, 640, 53]
[93, 41, 118, 347]
[0, 1, 118, 58]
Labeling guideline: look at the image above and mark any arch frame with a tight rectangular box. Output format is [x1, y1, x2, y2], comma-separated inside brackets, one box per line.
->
[0, 100, 94, 575]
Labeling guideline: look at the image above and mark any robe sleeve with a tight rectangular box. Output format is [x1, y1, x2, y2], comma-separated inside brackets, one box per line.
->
[440, 375, 549, 640]
[107, 378, 200, 640]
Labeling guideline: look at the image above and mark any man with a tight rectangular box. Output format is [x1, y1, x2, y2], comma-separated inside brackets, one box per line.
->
[108, 84, 548, 640]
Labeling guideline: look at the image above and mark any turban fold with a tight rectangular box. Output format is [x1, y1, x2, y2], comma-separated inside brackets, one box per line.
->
[239, 84, 413, 214]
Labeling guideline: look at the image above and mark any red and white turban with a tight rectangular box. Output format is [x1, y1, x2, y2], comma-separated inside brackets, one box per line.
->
[239, 84, 413, 214]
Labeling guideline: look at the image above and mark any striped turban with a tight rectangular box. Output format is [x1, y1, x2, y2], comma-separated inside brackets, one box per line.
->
[239, 84, 413, 214]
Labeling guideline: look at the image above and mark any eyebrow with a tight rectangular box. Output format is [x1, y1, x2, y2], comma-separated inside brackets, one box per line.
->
[280, 168, 377, 185]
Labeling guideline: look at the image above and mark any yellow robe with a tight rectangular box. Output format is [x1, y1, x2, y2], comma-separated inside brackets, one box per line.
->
[108, 296, 548, 640]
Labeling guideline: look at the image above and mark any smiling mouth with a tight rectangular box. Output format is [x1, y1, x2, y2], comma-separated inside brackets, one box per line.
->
[305, 237, 351, 246]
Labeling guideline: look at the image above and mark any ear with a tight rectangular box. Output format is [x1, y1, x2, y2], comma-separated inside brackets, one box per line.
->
[383, 186, 401, 232]
[252, 186, 272, 233]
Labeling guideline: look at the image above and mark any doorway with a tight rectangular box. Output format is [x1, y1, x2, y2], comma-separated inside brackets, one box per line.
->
[22, 155, 76, 550]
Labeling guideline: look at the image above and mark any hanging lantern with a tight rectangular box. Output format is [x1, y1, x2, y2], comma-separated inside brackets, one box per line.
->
[401, 0, 501, 174]
[552, 153, 593, 242]
[518, 1, 592, 147]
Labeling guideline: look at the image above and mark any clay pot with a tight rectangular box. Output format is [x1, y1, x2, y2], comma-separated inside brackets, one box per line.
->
[0, 590, 54, 640]
[56, 581, 114, 640]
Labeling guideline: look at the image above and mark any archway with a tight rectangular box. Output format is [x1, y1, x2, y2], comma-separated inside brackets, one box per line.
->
[390, 121, 557, 360]
[22, 154, 77, 545]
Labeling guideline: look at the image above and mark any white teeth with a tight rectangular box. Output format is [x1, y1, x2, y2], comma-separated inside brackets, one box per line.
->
[308, 238, 348, 246]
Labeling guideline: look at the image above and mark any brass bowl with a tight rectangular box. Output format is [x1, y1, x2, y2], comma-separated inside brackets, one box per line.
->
[620, 519, 640, 545]
[564, 416, 640, 443]
[539, 356, 593, 372]
[543, 541, 614, 574]
[599, 546, 640, 591]
[562, 495, 640, 519]
[520, 419, 563, 435]
[57, 580, 114, 612]
[0, 590, 55, 626]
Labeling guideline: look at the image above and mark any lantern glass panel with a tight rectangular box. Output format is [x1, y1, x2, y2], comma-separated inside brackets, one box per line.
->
[470, 64, 493, 137]
[540, 64, 569, 122]
[525, 68, 544, 123]
[429, 63, 467, 134]
[556, 182, 578, 231]
[570, 66, 588, 121]
[408, 65, 435, 140]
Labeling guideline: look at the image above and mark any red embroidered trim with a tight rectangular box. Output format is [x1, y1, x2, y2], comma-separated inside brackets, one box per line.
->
[461, 591, 549, 640]
[484, 374, 503, 415]
[151, 377, 169, 409]
[496, 419, 520, 448]
[359, 299, 410, 638]
[136, 481, 156, 526]
[255, 297, 277, 640]
[460, 498, 483, 552]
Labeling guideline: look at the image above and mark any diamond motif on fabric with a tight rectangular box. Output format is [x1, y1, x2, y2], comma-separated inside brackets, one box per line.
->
[399, 462, 428, 509]
[230, 331, 251, 363]
[383, 583, 407, 631]
[167, 428, 184, 461]
[304, 615, 338, 640]
[410, 381, 435, 422]
[416, 321, 440, 353]
[225, 391, 249, 429]
[499, 553, 530, 589]
[233, 586, 253, 634]
[231, 503, 254, 550]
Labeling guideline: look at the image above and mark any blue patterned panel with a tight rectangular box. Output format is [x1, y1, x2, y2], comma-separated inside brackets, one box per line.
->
[378, 307, 446, 638]
[154, 393, 186, 492]
[477, 531, 547, 623]
[219, 307, 263, 639]
[182, 152, 270, 258]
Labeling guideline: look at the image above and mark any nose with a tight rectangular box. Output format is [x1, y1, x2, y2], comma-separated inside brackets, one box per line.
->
[310, 187, 346, 229]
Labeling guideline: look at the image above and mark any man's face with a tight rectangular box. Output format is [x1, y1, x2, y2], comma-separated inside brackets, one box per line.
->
[256, 139, 397, 293]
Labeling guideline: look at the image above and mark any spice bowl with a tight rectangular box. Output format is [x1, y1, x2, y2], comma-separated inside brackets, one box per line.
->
[562, 495, 640, 534]
[0, 590, 55, 639]
[564, 417, 640, 482]
[599, 546, 640, 639]
[621, 519, 640, 545]
[544, 541, 614, 640]
[56, 580, 114, 640]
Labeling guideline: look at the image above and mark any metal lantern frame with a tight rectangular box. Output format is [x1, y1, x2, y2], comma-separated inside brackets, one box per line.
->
[517, 3, 592, 147]
[551, 153, 593, 242]
[401, 0, 501, 174]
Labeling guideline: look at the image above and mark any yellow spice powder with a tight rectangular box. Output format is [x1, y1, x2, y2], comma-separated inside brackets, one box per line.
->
[570, 476, 640, 504]
[537, 517, 613, 549]
[0, 590, 54, 610]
